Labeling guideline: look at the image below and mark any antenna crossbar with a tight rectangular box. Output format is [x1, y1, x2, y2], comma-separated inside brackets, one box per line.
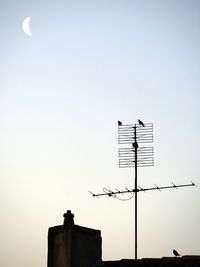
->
[118, 123, 153, 144]
[90, 182, 196, 197]
[119, 146, 154, 167]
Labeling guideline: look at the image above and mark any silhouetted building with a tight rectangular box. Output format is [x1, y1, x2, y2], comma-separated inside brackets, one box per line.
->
[47, 211, 200, 267]
[47, 210, 102, 267]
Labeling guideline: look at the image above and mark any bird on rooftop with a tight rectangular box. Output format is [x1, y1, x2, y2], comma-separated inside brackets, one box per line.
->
[118, 121, 122, 126]
[138, 119, 145, 127]
[173, 249, 181, 257]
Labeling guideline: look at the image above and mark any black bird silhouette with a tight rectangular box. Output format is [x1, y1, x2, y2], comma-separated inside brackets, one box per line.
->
[118, 121, 122, 126]
[138, 119, 145, 127]
[173, 249, 180, 257]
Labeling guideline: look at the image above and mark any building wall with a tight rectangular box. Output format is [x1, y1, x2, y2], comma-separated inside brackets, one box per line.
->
[71, 226, 102, 267]
[48, 226, 72, 267]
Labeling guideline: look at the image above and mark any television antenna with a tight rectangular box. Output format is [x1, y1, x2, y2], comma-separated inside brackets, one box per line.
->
[90, 120, 196, 260]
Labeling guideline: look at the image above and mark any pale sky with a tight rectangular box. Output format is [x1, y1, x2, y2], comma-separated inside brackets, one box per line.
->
[1, 0, 200, 266]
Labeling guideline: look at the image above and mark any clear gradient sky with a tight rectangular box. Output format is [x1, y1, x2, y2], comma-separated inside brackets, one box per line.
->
[1, 0, 200, 266]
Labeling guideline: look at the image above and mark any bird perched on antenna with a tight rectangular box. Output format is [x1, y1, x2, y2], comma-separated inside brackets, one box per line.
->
[173, 249, 181, 257]
[118, 121, 122, 126]
[138, 119, 145, 127]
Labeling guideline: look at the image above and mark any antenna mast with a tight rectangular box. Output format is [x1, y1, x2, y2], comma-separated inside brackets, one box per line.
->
[90, 121, 196, 260]
[118, 121, 154, 260]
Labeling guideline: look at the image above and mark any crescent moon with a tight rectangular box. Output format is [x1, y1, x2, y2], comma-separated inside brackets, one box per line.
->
[22, 17, 32, 36]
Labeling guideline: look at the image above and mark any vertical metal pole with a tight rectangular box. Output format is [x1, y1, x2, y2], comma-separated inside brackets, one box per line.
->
[134, 125, 138, 260]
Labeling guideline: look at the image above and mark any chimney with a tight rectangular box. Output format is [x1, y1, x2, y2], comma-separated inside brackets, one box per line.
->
[47, 210, 102, 267]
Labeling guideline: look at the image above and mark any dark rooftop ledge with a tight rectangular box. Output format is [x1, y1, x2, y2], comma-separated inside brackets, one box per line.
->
[95, 256, 200, 267]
